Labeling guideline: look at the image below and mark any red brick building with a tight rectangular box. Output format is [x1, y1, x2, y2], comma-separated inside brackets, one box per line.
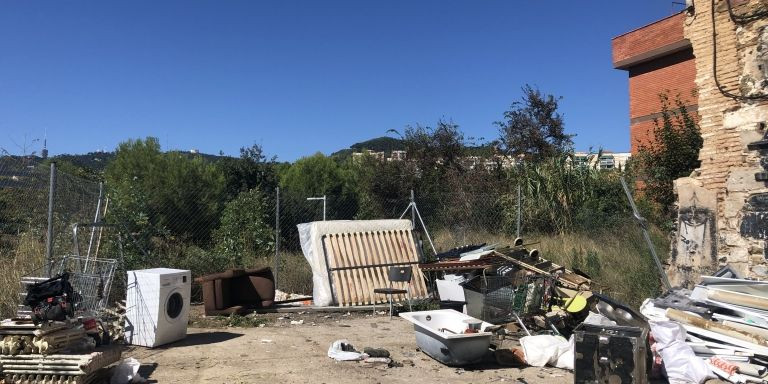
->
[612, 12, 698, 153]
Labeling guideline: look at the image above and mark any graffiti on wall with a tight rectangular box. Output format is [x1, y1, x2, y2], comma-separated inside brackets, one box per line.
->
[740, 193, 768, 258]
[673, 194, 717, 268]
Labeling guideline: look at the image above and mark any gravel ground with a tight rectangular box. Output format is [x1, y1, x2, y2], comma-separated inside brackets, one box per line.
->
[124, 306, 573, 384]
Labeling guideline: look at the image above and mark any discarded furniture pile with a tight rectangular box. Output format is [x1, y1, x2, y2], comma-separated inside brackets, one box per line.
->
[419, 241, 592, 338]
[196, 267, 275, 316]
[0, 321, 121, 384]
[640, 271, 768, 383]
[410, 237, 768, 383]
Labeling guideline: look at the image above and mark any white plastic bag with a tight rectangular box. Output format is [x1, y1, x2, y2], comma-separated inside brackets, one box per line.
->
[110, 357, 146, 384]
[650, 321, 712, 384]
[327, 339, 367, 361]
[519, 334, 574, 370]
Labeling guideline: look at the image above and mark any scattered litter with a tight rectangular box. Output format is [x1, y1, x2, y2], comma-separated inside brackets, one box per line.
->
[516, 334, 574, 369]
[260, 339, 273, 344]
[362, 357, 391, 367]
[363, 347, 390, 358]
[110, 357, 146, 384]
[290, 320, 304, 325]
[327, 339, 367, 361]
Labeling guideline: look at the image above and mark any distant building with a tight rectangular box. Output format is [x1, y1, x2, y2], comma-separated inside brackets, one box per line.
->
[570, 151, 632, 170]
[612, 11, 698, 153]
[389, 150, 407, 161]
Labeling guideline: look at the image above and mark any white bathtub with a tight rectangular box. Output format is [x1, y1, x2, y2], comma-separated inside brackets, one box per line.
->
[399, 309, 494, 366]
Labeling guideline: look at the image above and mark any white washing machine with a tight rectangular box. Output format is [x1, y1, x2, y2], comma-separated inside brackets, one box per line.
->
[125, 268, 191, 348]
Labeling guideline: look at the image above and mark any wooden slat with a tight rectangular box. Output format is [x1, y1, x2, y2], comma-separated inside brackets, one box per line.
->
[359, 232, 381, 303]
[340, 233, 363, 306]
[325, 235, 348, 306]
[322, 229, 428, 307]
[352, 233, 375, 305]
[345, 233, 367, 305]
[335, 234, 356, 307]
[368, 231, 390, 305]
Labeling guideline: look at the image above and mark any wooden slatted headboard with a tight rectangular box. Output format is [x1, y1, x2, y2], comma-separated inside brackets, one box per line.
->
[321, 230, 429, 307]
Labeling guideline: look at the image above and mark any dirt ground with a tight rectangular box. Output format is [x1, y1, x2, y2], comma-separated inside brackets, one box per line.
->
[125, 305, 572, 384]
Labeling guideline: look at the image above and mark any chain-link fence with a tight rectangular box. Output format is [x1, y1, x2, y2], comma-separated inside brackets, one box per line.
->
[0, 157, 102, 317]
[1, 154, 669, 313]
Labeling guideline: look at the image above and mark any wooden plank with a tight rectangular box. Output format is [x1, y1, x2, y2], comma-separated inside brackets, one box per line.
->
[342, 232, 365, 305]
[334, 234, 356, 307]
[325, 235, 348, 307]
[369, 231, 390, 304]
[360, 232, 385, 304]
[345, 233, 368, 306]
[352, 232, 376, 305]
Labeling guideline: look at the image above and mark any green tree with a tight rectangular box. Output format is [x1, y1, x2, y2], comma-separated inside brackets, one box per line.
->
[279, 153, 352, 198]
[218, 143, 278, 200]
[401, 120, 466, 171]
[213, 188, 274, 267]
[635, 93, 703, 219]
[105, 137, 225, 252]
[496, 85, 573, 160]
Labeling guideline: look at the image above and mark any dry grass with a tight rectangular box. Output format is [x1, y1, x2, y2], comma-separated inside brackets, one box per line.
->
[254, 251, 313, 296]
[0, 232, 47, 318]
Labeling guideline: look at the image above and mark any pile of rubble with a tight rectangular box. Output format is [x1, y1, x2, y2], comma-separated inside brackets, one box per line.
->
[0, 318, 121, 384]
[641, 270, 768, 383]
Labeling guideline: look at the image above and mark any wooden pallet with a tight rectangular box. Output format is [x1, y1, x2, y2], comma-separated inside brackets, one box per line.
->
[0, 346, 121, 378]
[321, 230, 429, 307]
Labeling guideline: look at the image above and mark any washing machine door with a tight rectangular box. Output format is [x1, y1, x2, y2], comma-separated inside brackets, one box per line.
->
[164, 288, 186, 323]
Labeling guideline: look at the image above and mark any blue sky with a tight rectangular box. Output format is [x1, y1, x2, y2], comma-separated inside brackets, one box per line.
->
[0, 1, 682, 161]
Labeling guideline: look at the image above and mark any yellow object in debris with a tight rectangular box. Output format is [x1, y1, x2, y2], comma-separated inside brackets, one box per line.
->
[554, 295, 587, 313]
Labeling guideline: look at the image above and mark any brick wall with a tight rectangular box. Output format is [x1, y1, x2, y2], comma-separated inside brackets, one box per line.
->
[670, 0, 768, 286]
[613, 13, 687, 65]
[612, 12, 699, 153]
[628, 49, 697, 119]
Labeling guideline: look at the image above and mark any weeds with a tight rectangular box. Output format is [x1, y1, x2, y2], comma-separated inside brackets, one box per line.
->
[0, 231, 46, 318]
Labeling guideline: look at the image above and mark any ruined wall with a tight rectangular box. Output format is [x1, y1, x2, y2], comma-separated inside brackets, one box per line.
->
[670, 0, 768, 286]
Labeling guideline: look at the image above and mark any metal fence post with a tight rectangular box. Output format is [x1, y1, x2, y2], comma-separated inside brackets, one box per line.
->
[274, 186, 280, 290]
[516, 184, 522, 239]
[410, 190, 416, 227]
[45, 162, 57, 277]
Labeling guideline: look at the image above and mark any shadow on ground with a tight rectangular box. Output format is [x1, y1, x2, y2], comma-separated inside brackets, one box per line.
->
[160, 331, 244, 348]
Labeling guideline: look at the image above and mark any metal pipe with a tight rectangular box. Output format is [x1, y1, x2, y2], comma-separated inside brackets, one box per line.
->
[516, 184, 522, 238]
[45, 162, 56, 277]
[85, 182, 104, 269]
[413, 203, 437, 255]
[410, 190, 416, 227]
[307, 196, 327, 221]
[274, 186, 280, 290]
[620, 177, 672, 290]
[93, 197, 109, 260]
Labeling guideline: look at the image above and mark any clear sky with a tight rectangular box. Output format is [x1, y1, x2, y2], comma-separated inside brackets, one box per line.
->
[0, 1, 683, 161]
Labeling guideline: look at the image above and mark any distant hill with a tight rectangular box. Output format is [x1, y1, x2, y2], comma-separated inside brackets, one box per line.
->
[332, 136, 405, 159]
[332, 136, 495, 160]
[54, 152, 115, 173]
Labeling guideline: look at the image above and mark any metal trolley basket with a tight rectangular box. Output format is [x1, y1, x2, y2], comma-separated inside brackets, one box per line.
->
[54, 255, 117, 315]
[461, 273, 553, 325]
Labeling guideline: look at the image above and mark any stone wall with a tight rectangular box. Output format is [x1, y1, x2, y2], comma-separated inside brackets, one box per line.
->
[671, 0, 768, 286]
